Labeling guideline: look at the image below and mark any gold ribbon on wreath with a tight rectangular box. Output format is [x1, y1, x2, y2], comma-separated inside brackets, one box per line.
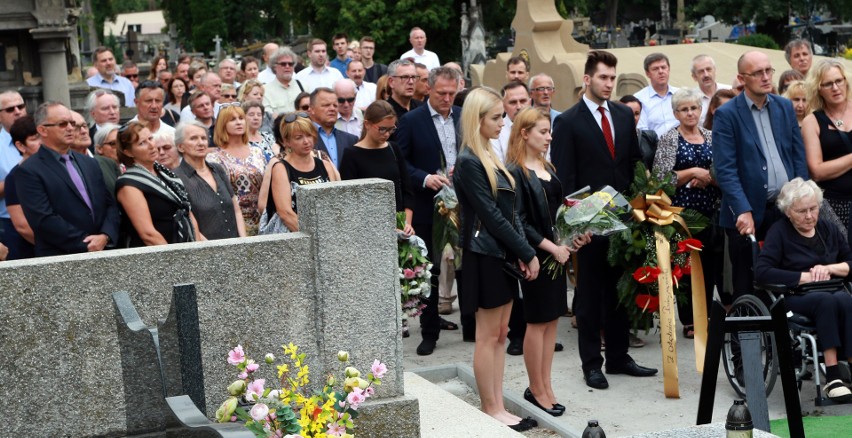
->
[630, 190, 708, 399]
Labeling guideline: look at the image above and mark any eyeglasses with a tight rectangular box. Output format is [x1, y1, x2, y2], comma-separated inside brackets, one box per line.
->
[532, 87, 555, 93]
[219, 102, 241, 108]
[298, 105, 310, 111]
[337, 97, 356, 104]
[393, 75, 418, 82]
[1, 103, 26, 113]
[676, 105, 701, 114]
[222, 94, 238, 99]
[741, 68, 775, 79]
[42, 120, 78, 129]
[276, 61, 295, 67]
[284, 111, 310, 123]
[375, 125, 397, 135]
[125, 74, 139, 79]
[820, 78, 846, 90]
[102, 140, 118, 147]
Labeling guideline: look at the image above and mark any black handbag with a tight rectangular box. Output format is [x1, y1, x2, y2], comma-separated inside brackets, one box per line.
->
[795, 279, 846, 294]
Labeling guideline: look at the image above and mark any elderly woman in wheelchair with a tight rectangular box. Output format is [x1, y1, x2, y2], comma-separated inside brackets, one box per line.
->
[754, 177, 852, 403]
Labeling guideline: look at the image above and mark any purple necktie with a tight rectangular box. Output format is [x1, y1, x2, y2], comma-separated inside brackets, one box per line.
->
[61, 154, 93, 213]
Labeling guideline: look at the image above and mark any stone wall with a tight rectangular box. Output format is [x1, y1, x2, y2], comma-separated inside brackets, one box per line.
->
[0, 179, 417, 437]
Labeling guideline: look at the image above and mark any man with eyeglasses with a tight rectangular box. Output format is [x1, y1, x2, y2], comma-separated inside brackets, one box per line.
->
[218, 58, 241, 88]
[86, 47, 136, 108]
[0, 90, 28, 245]
[130, 82, 175, 136]
[71, 111, 120, 196]
[635, 53, 680, 137]
[121, 61, 140, 89]
[15, 102, 119, 256]
[348, 61, 376, 111]
[294, 39, 344, 93]
[359, 37, 387, 84]
[529, 73, 560, 126]
[691, 54, 731, 125]
[333, 79, 363, 137]
[713, 50, 809, 299]
[263, 48, 304, 117]
[386, 59, 421, 120]
[397, 66, 466, 355]
[309, 87, 357, 168]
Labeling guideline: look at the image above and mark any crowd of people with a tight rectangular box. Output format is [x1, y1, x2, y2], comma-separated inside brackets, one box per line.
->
[2, 29, 852, 427]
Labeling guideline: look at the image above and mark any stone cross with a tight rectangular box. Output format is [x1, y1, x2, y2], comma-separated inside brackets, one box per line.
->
[212, 34, 222, 61]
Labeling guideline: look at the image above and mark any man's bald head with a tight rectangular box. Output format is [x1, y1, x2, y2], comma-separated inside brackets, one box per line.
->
[263, 43, 280, 63]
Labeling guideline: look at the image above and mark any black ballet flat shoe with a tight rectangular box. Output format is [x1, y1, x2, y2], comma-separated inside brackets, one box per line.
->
[524, 388, 563, 416]
[552, 402, 566, 413]
[508, 420, 534, 432]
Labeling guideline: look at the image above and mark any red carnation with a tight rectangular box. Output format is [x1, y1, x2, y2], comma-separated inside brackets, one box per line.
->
[563, 198, 579, 207]
[677, 238, 703, 253]
[635, 294, 659, 313]
[633, 266, 661, 284]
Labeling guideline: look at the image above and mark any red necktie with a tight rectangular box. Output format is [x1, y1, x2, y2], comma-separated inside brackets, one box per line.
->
[598, 106, 615, 159]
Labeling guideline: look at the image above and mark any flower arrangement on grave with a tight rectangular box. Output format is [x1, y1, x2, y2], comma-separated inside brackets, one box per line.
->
[397, 212, 432, 319]
[606, 162, 709, 398]
[216, 343, 387, 438]
[544, 185, 630, 277]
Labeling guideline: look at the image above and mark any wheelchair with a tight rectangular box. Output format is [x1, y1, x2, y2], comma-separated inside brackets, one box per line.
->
[720, 235, 844, 406]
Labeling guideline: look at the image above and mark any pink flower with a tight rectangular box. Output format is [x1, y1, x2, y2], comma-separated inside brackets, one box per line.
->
[365, 387, 375, 396]
[371, 360, 388, 379]
[250, 403, 269, 421]
[228, 345, 245, 365]
[246, 379, 265, 401]
[414, 266, 423, 274]
[327, 423, 346, 436]
[403, 268, 416, 279]
[346, 387, 366, 409]
[246, 361, 259, 373]
[238, 372, 248, 379]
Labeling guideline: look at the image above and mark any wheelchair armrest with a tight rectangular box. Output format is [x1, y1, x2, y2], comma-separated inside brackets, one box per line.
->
[753, 281, 789, 294]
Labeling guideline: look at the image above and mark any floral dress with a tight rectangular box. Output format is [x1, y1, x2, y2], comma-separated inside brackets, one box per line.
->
[207, 146, 266, 235]
[249, 131, 276, 163]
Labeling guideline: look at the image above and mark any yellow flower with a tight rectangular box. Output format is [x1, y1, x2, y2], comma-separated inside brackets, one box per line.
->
[277, 363, 289, 378]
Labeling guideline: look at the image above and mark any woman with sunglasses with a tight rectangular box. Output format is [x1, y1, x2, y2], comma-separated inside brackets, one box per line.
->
[339, 100, 414, 235]
[208, 105, 267, 236]
[115, 122, 199, 247]
[258, 112, 338, 233]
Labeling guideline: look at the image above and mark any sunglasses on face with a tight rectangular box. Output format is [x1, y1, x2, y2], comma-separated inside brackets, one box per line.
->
[298, 105, 310, 111]
[125, 74, 139, 79]
[42, 120, 79, 129]
[222, 94, 237, 99]
[284, 111, 310, 123]
[2, 103, 26, 113]
[277, 62, 295, 67]
[337, 97, 355, 104]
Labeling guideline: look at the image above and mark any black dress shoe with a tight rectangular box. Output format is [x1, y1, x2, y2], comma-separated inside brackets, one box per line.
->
[416, 339, 436, 356]
[606, 359, 658, 377]
[508, 417, 536, 432]
[524, 388, 563, 416]
[584, 368, 609, 389]
[507, 338, 523, 356]
[553, 402, 566, 413]
[554, 342, 564, 352]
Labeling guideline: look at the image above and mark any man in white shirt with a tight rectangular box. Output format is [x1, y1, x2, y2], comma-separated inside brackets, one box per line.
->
[84, 90, 120, 140]
[131, 81, 175, 136]
[691, 54, 731, 125]
[635, 53, 680, 136]
[263, 47, 304, 117]
[257, 42, 280, 84]
[400, 27, 440, 71]
[218, 58, 241, 88]
[86, 47, 137, 107]
[529, 73, 560, 126]
[348, 61, 376, 111]
[180, 72, 223, 123]
[333, 79, 363, 137]
[491, 81, 530, 162]
[294, 39, 344, 93]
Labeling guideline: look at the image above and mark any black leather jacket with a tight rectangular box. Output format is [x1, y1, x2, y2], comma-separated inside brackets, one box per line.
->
[510, 165, 562, 247]
[453, 149, 536, 263]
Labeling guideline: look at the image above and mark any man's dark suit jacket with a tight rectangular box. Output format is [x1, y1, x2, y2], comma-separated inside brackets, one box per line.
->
[315, 127, 358, 167]
[397, 103, 462, 225]
[551, 100, 641, 195]
[16, 146, 119, 256]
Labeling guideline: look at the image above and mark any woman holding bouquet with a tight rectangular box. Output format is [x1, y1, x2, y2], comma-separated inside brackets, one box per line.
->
[507, 107, 590, 416]
[453, 87, 539, 432]
[652, 88, 721, 338]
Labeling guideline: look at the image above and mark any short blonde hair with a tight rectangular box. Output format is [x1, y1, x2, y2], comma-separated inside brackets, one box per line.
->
[776, 177, 823, 214]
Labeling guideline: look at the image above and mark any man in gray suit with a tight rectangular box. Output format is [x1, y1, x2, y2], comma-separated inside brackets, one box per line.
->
[309, 87, 357, 168]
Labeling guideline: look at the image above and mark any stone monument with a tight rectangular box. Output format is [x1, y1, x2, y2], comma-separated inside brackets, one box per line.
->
[460, 1, 488, 75]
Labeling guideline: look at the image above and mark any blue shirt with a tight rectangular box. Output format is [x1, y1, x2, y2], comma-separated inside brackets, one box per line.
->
[0, 128, 22, 219]
[635, 85, 680, 136]
[330, 57, 351, 78]
[315, 123, 340, 168]
[86, 73, 137, 107]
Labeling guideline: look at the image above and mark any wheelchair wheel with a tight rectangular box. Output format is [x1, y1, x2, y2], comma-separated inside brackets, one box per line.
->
[722, 294, 779, 398]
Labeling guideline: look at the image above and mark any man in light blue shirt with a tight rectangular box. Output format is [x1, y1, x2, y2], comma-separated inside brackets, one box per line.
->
[309, 87, 357, 168]
[529, 73, 561, 126]
[635, 53, 680, 136]
[0, 90, 28, 243]
[85, 47, 137, 108]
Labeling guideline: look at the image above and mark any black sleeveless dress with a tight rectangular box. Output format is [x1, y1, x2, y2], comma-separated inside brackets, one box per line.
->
[814, 110, 852, 243]
[265, 157, 331, 217]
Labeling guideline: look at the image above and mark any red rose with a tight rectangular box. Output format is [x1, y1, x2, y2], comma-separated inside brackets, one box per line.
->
[677, 238, 703, 253]
[633, 266, 661, 284]
[636, 294, 659, 313]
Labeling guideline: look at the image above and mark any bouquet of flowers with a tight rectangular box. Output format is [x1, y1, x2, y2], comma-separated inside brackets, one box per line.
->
[216, 343, 387, 438]
[397, 212, 432, 319]
[607, 163, 709, 331]
[544, 185, 630, 276]
[432, 173, 462, 270]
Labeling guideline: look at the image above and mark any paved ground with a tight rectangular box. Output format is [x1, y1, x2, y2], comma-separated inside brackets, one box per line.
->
[401, 290, 852, 437]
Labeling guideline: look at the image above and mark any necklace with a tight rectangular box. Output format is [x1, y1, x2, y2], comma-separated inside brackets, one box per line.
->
[826, 102, 848, 128]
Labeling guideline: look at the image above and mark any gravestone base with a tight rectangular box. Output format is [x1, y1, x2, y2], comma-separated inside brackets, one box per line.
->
[354, 395, 420, 438]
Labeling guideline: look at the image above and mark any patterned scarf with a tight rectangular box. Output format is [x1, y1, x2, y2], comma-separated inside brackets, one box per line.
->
[122, 162, 195, 243]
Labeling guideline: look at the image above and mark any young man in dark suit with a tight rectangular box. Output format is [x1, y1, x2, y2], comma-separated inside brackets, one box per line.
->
[16, 102, 119, 257]
[551, 50, 657, 389]
[397, 66, 466, 355]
